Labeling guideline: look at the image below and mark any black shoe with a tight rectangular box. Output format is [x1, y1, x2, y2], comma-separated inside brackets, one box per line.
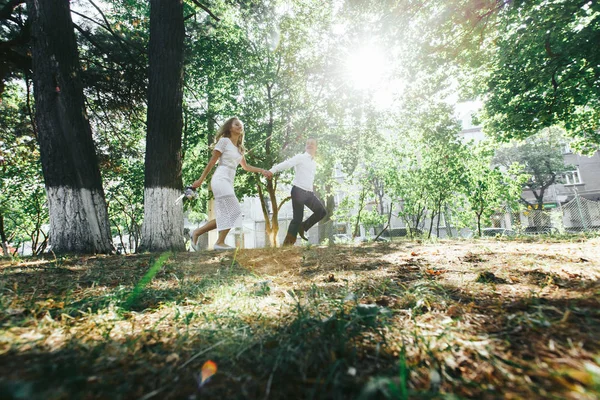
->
[298, 224, 308, 241]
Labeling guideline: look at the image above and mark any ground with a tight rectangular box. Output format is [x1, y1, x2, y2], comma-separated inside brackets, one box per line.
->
[1, 236, 599, 399]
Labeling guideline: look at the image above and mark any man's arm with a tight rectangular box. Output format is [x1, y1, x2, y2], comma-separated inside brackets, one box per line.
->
[269, 154, 302, 174]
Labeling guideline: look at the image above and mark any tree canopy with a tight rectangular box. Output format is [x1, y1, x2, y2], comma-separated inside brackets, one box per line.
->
[1, 0, 597, 253]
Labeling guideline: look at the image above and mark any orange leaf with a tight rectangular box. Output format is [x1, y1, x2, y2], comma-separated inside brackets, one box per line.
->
[426, 269, 446, 276]
[200, 360, 217, 385]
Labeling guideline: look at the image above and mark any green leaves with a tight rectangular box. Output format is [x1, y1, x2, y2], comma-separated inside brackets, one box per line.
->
[0, 83, 48, 254]
[493, 127, 572, 208]
[479, 0, 600, 151]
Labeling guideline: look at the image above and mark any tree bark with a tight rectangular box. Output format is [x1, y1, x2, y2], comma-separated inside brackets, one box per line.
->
[257, 180, 280, 247]
[0, 213, 9, 256]
[27, 0, 113, 254]
[139, 0, 185, 252]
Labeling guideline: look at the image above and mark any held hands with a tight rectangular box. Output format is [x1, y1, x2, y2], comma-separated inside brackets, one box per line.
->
[261, 170, 273, 180]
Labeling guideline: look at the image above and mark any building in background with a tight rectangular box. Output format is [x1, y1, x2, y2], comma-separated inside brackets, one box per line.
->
[457, 102, 600, 233]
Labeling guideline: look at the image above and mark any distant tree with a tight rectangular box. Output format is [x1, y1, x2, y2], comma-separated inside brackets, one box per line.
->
[26, 0, 113, 254]
[493, 127, 572, 209]
[0, 82, 48, 255]
[462, 143, 524, 236]
[382, 93, 469, 239]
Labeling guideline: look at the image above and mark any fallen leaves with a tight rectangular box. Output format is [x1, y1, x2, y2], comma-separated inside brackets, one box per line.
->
[425, 269, 448, 276]
[1, 239, 599, 399]
[462, 252, 486, 263]
[199, 360, 217, 386]
[475, 271, 507, 284]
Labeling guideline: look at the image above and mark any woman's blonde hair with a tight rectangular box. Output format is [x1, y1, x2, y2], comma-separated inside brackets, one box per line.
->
[213, 117, 246, 155]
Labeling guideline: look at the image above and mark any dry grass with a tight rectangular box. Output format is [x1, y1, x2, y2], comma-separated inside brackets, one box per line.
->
[1, 237, 599, 399]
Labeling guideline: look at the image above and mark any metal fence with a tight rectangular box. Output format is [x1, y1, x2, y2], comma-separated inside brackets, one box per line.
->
[188, 195, 600, 250]
[492, 194, 600, 235]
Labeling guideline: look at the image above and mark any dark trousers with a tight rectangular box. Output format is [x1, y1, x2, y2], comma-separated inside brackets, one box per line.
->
[287, 186, 327, 237]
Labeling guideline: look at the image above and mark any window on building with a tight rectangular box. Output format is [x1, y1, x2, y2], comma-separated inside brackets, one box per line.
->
[334, 193, 341, 207]
[561, 169, 583, 185]
[562, 142, 573, 154]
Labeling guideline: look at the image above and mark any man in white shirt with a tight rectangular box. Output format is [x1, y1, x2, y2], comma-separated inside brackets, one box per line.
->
[269, 138, 326, 246]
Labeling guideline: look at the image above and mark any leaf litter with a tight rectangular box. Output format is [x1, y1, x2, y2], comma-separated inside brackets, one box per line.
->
[0, 237, 599, 399]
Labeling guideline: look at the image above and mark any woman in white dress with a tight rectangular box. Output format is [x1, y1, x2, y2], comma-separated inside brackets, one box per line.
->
[188, 117, 272, 250]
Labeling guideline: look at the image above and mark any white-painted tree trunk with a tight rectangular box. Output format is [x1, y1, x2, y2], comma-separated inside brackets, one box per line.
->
[139, 187, 185, 251]
[46, 187, 113, 253]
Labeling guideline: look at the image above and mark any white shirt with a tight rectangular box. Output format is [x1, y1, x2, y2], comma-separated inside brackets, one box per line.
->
[214, 137, 242, 170]
[269, 152, 316, 192]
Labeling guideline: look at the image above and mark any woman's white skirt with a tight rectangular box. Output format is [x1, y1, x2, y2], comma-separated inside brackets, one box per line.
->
[211, 166, 242, 231]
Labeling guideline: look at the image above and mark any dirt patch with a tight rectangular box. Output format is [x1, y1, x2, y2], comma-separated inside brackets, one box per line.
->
[1, 238, 599, 399]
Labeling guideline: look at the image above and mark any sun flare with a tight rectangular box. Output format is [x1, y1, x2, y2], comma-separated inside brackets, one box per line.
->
[345, 46, 387, 90]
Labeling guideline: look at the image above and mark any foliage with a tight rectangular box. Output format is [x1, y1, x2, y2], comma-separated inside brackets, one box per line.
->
[384, 94, 469, 238]
[494, 127, 573, 208]
[0, 0, 29, 97]
[0, 82, 48, 255]
[462, 142, 525, 236]
[482, 0, 600, 153]
[332, 130, 390, 238]
[104, 156, 144, 254]
[413, 0, 600, 152]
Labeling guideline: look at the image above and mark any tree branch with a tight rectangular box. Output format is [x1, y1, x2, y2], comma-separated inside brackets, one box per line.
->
[188, 0, 220, 22]
[0, 0, 24, 21]
[80, 0, 143, 55]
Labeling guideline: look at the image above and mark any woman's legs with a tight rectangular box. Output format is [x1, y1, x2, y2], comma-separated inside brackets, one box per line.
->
[215, 229, 231, 246]
[191, 219, 217, 245]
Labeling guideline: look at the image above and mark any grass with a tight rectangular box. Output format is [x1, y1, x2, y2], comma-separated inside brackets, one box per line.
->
[1, 237, 600, 399]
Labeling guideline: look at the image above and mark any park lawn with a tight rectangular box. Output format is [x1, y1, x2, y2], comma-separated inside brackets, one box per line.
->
[1, 237, 599, 399]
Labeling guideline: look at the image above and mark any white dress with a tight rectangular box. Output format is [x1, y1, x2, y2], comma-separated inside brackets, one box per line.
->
[211, 137, 243, 231]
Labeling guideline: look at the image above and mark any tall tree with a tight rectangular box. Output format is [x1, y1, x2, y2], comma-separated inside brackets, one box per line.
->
[26, 0, 113, 254]
[138, 0, 185, 252]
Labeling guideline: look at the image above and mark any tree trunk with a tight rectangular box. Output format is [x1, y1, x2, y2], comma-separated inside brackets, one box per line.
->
[27, 0, 113, 254]
[258, 179, 280, 247]
[353, 187, 366, 238]
[0, 213, 8, 256]
[139, 0, 185, 252]
[444, 205, 453, 238]
[428, 210, 436, 238]
[435, 201, 442, 237]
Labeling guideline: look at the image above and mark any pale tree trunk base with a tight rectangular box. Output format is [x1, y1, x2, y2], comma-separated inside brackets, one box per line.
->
[207, 198, 217, 250]
[139, 187, 185, 252]
[46, 187, 114, 254]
